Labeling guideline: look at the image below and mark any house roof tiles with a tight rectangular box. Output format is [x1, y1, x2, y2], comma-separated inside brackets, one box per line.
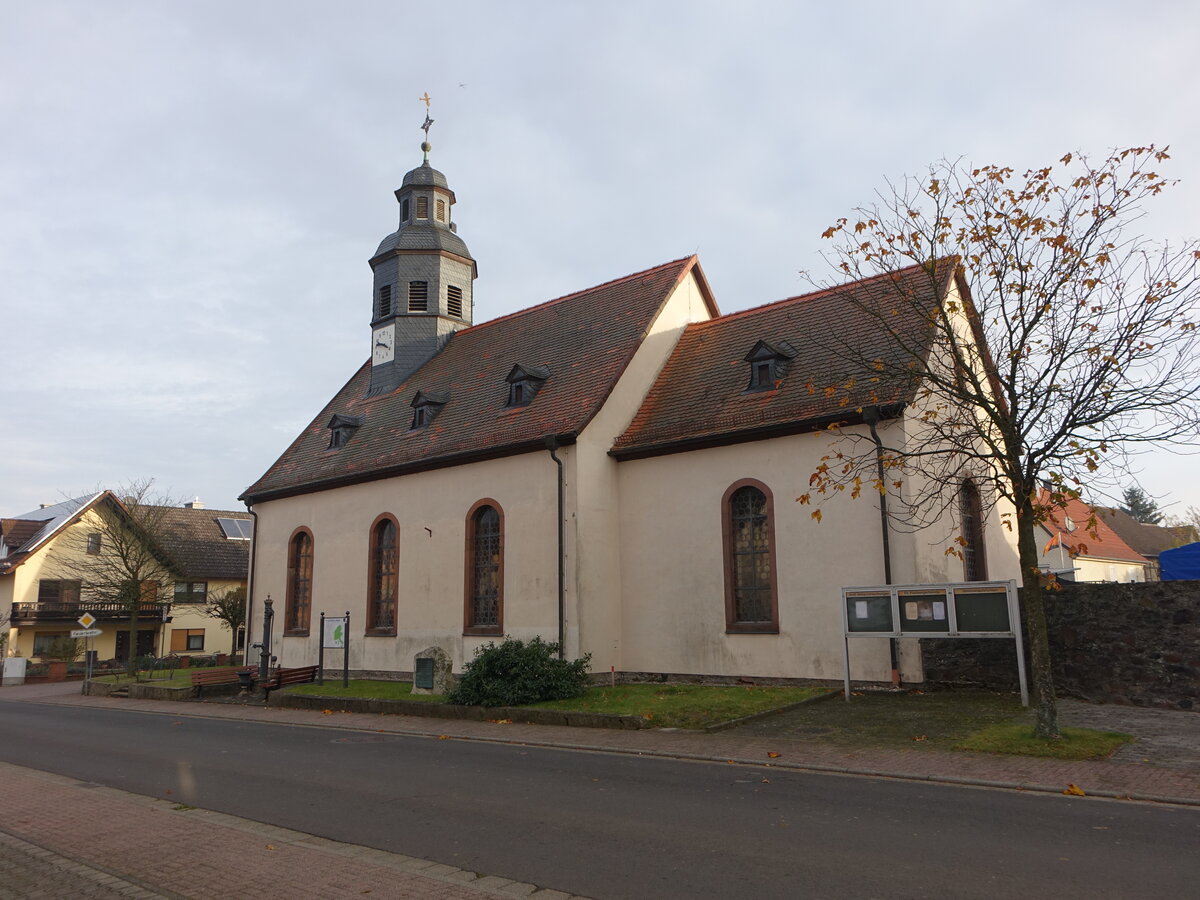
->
[1039, 494, 1147, 564]
[612, 260, 957, 456]
[243, 256, 712, 503]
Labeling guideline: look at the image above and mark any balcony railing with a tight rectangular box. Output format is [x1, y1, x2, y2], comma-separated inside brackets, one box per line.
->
[10, 601, 168, 625]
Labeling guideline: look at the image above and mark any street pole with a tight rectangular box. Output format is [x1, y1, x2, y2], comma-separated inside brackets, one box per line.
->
[258, 596, 274, 680]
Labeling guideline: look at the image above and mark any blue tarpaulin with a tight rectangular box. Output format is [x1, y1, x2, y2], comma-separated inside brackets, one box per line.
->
[1160, 542, 1200, 581]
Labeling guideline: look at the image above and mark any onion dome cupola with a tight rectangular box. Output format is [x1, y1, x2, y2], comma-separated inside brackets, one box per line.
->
[367, 107, 477, 396]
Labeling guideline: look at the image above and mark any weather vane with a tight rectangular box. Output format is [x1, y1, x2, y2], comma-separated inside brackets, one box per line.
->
[419, 92, 434, 164]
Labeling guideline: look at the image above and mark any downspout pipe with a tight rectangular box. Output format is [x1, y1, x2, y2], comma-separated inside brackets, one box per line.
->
[544, 435, 566, 660]
[862, 405, 900, 687]
[243, 502, 259, 668]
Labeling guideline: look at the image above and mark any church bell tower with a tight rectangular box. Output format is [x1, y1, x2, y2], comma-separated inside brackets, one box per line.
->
[367, 101, 477, 395]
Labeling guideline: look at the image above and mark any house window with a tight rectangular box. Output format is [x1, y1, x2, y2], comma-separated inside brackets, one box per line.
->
[378, 284, 393, 318]
[722, 481, 779, 633]
[401, 198, 410, 221]
[416, 196, 429, 218]
[368, 516, 398, 633]
[140, 580, 159, 603]
[465, 501, 503, 634]
[408, 281, 428, 312]
[37, 580, 81, 605]
[447, 284, 463, 318]
[285, 528, 314, 634]
[409, 391, 448, 430]
[750, 360, 775, 389]
[171, 629, 205, 652]
[33, 632, 70, 657]
[174, 581, 208, 604]
[86, 533, 102, 555]
[507, 382, 527, 407]
[436, 198, 446, 221]
[960, 479, 988, 581]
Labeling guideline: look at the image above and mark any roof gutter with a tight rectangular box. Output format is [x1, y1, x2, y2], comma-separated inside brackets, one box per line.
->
[242, 433, 579, 506]
[242, 500, 259, 667]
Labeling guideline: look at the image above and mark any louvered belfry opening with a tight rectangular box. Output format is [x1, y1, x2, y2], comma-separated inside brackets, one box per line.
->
[408, 281, 428, 312]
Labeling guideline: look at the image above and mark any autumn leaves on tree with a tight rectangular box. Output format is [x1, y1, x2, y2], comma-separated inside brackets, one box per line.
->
[808, 147, 1200, 739]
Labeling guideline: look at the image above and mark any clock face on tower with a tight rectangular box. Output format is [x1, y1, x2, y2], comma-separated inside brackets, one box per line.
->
[372, 324, 395, 365]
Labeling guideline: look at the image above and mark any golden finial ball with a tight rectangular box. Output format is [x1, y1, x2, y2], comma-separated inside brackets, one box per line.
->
[421, 141, 432, 153]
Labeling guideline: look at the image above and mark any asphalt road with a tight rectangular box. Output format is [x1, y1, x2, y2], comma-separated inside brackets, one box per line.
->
[1, 699, 1197, 899]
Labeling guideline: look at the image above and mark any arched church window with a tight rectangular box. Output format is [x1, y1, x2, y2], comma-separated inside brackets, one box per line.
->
[367, 516, 398, 633]
[465, 501, 503, 635]
[960, 479, 988, 581]
[285, 528, 314, 635]
[722, 480, 779, 633]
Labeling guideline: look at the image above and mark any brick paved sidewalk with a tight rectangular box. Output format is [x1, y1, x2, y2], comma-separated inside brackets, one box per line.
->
[23, 685, 1200, 807]
[0, 761, 585, 900]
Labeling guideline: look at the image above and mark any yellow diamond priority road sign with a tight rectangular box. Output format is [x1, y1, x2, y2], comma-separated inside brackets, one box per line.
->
[77, 612, 97, 629]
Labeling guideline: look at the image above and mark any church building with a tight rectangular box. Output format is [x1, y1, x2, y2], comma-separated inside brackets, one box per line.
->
[241, 138, 1019, 684]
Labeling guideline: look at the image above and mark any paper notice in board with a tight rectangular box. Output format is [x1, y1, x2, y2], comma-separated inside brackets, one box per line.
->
[855, 600, 868, 619]
[904, 601, 918, 620]
[933, 602, 947, 620]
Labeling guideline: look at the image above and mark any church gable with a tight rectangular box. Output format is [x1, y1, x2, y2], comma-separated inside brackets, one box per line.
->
[611, 260, 957, 459]
[243, 256, 703, 503]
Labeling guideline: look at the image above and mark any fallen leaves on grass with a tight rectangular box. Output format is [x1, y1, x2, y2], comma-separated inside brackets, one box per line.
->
[912, 735, 927, 742]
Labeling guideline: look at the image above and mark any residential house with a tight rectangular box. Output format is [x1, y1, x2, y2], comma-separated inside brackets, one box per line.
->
[1, 493, 250, 662]
[241, 147, 1021, 684]
[1094, 506, 1194, 581]
[1037, 495, 1151, 583]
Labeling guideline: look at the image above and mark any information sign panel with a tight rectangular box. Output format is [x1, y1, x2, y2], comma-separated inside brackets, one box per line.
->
[955, 588, 1011, 633]
[845, 591, 893, 633]
[897, 590, 950, 633]
[323, 616, 347, 649]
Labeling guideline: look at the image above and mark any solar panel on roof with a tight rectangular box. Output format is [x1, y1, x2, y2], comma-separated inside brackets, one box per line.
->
[217, 517, 252, 540]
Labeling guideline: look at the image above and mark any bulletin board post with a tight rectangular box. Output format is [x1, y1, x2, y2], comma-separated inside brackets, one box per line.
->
[840, 580, 1027, 706]
[319, 610, 350, 687]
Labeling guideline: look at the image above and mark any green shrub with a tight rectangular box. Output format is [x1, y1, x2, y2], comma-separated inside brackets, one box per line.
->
[448, 637, 591, 707]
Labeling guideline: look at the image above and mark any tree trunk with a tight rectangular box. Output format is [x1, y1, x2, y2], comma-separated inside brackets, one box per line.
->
[1015, 508, 1060, 739]
[126, 608, 139, 681]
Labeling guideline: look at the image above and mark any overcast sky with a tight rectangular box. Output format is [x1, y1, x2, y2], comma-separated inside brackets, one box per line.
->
[2, 0, 1197, 520]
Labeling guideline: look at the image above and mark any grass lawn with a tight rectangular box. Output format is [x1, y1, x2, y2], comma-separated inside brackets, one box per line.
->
[955, 722, 1133, 760]
[90, 665, 245, 686]
[285, 680, 446, 702]
[529, 683, 831, 729]
[730, 688, 1132, 761]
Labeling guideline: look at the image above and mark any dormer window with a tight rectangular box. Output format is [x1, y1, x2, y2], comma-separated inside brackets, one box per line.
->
[327, 414, 365, 450]
[743, 340, 796, 392]
[378, 284, 392, 318]
[504, 364, 550, 408]
[409, 390, 448, 430]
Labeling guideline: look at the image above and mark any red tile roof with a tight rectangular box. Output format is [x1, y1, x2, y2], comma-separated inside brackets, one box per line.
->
[612, 260, 958, 456]
[243, 257, 712, 503]
[1039, 494, 1146, 564]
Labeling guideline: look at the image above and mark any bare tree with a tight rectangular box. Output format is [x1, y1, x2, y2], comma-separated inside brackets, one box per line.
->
[203, 586, 246, 658]
[808, 147, 1200, 738]
[58, 480, 180, 677]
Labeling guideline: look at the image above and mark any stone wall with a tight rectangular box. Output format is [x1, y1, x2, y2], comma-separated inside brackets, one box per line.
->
[920, 580, 1200, 710]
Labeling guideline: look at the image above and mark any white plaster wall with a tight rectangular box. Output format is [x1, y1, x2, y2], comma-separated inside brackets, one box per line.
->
[250, 452, 560, 672]
[571, 271, 714, 673]
[616, 428, 905, 682]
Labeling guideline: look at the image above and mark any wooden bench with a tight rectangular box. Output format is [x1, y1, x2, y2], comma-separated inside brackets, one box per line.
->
[190, 668, 246, 697]
[261, 665, 319, 699]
